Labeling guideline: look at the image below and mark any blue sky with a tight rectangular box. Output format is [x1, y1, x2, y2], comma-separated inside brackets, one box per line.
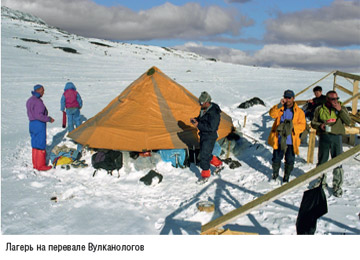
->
[91, 0, 336, 50]
[2, 0, 359, 71]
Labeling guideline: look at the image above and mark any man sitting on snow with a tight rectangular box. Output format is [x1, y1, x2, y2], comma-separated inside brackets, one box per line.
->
[190, 91, 223, 180]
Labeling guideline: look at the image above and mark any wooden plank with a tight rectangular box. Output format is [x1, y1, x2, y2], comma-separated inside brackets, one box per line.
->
[295, 70, 335, 98]
[226, 140, 231, 159]
[334, 83, 353, 96]
[307, 127, 316, 164]
[352, 81, 359, 115]
[350, 113, 360, 123]
[334, 71, 360, 81]
[201, 144, 360, 234]
[349, 80, 359, 145]
[342, 93, 360, 106]
[219, 229, 258, 235]
[345, 126, 360, 135]
[295, 100, 307, 106]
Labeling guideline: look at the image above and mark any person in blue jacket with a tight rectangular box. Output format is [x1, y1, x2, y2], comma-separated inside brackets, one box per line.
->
[60, 82, 83, 132]
[190, 91, 223, 179]
[26, 84, 54, 171]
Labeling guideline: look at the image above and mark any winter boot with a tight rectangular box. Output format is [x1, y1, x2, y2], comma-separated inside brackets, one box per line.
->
[32, 148, 38, 169]
[210, 155, 223, 167]
[283, 163, 294, 183]
[201, 169, 211, 178]
[272, 162, 281, 180]
[35, 149, 52, 171]
[332, 166, 344, 197]
[311, 174, 327, 189]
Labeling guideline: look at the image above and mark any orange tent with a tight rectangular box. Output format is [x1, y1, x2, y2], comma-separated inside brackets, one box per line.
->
[68, 66, 234, 151]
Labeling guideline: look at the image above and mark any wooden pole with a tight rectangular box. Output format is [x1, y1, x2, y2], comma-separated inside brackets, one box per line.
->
[352, 80, 359, 115]
[226, 141, 231, 159]
[307, 127, 316, 164]
[349, 80, 359, 145]
[342, 93, 360, 106]
[334, 71, 360, 81]
[201, 144, 360, 234]
[243, 115, 247, 128]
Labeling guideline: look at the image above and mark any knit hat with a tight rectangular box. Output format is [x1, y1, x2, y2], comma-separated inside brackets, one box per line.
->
[283, 89, 295, 98]
[33, 84, 43, 91]
[199, 91, 211, 104]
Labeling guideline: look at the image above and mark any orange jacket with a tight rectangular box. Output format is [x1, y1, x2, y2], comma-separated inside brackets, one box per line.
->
[267, 102, 306, 155]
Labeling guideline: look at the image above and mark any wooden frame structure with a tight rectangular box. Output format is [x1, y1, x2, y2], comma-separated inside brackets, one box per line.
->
[202, 71, 360, 234]
[201, 144, 360, 235]
[292, 70, 360, 163]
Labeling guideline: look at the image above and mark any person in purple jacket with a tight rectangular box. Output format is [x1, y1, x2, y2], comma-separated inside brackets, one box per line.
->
[26, 84, 54, 171]
[60, 82, 83, 132]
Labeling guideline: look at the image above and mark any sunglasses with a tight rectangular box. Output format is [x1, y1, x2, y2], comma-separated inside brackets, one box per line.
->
[284, 97, 293, 99]
[329, 97, 339, 101]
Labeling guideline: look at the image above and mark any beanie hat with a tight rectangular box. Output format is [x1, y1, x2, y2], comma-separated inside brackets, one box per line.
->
[33, 84, 43, 91]
[199, 91, 211, 104]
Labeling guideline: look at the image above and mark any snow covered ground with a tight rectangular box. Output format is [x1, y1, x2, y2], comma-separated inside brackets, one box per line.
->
[1, 6, 359, 259]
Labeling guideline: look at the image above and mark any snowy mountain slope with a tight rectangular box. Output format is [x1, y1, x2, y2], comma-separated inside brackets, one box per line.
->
[1, 5, 360, 240]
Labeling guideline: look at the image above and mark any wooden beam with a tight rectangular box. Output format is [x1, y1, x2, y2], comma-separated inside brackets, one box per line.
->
[295, 70, 335, 98]
[350, 113, 360, 124]
[342, 93, 360, 106]
[352, 80, 359, 115]
[307, 127, 316, 164]
[334, 83, 353, 96]
[294, 100, 307, 106]
[345, 126, 360, 135]
[334, 71, 360, 81]
[201, 144, 360, 234]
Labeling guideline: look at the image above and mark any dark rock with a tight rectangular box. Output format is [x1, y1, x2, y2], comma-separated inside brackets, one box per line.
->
[20, 38, 50, 44]
[54, 47, 78, 54]
[238, 97, 265, 109]
[90, 41, 112, 47]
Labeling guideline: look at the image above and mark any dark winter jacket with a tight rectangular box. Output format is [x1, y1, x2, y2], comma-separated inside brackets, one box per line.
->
[308, 94, 326, 111]
[196, 102, 221, 138]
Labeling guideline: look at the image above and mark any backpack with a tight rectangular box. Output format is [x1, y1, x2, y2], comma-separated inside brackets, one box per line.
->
[91, 150, 123, 177]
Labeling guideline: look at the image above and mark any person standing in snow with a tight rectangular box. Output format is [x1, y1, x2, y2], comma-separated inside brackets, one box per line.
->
[26, 84, 54, 171]
[60, 82, 83, 132]
[190, 91, 223, 180]
[268, 90, 306, 183]
[311, 90, 351, 197]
